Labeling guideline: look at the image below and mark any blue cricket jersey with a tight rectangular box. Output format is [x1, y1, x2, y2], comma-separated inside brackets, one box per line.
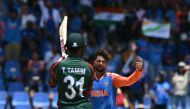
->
[90, 73, 117, 109]
[90, 71, 142, 109]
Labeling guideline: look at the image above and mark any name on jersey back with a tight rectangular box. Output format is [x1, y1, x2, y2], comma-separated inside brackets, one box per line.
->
[61, 67, 86, 75]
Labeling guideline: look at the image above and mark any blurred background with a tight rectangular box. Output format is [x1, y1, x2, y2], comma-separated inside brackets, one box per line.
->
[0, 0, 190, 109]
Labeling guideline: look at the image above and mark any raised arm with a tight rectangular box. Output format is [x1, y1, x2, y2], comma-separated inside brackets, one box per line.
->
[111, 56, 143, 88]
[110, 70, 143, 88]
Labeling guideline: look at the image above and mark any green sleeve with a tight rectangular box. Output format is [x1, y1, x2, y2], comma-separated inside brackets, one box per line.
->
[49, 62, 59, 88]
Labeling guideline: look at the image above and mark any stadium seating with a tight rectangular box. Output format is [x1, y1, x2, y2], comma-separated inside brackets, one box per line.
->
[0, 105, 5, 109]
[12, 91, 30, 108]
[0, 91, 7, 109]
[14, 105, 32, 109]
[33, 92, 50, 109]
[7, 82, 24, 95]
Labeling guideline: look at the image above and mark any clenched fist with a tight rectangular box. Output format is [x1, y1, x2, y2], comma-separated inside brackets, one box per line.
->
[135, 56, 143, 71]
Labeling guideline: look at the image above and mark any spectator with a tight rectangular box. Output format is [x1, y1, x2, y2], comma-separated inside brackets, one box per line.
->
[172, 61, 189, 109]
[44, 44, 61, 88]
[20, 4, 36, 29]
[21, 21, 38, 41]
[126, 72, 148, 109]
[70, 12, 82, 33]
[147, 38, 163, 83]
[136, 37, 149, 61]
[27, 0, 42, 26]
[150, 71, 171, 109]
[39, 0, 61, 36]
[116, 88, 129, 109]
[27, 51, 44, 92]
[4, 10, 21, 60]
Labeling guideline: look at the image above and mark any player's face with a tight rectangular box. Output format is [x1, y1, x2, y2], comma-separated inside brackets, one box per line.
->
[94, 55, 107, 73]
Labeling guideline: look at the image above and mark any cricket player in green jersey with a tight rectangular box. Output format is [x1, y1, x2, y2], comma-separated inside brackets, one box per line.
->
[49, 33, 94, 109]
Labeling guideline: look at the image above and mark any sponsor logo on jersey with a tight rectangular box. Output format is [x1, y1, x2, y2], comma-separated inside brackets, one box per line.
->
[90, 90, 109, 97]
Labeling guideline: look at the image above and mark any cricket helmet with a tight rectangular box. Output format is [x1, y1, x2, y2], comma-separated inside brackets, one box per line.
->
[65, 33, 86, 48]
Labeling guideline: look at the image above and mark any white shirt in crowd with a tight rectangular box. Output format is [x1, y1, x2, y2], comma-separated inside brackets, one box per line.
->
[172, 71, 189, 96]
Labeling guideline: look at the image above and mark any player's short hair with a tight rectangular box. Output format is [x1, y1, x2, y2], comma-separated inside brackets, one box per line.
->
[94, 49, 110, 62]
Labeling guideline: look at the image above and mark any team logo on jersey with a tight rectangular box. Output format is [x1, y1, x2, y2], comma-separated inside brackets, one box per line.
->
[104, 80, 109, 86]
[72, 42, 78, 47]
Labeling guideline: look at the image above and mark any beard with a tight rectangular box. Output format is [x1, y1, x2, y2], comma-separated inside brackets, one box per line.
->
[94, 66, 106, 73]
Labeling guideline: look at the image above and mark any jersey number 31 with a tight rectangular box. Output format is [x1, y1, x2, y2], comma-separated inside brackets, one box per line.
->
[64, 76, 85, 99]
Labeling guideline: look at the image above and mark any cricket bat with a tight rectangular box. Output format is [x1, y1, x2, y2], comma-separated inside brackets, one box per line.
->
[59, 16, 68, 59]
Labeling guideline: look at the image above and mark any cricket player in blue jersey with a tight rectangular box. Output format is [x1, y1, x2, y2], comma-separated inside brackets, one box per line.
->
[90, 49, 143, 109]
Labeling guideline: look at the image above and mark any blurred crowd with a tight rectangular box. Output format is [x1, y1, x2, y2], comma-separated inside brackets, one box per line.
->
[1, 0, 190, 109]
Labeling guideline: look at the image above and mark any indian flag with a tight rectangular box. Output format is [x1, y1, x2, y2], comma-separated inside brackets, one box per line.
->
[142, 19, 171, 39]
[94, 7, 126, 26]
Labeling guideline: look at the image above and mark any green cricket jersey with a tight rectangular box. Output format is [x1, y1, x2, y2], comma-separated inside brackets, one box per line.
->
[49, 56, 94, 107]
